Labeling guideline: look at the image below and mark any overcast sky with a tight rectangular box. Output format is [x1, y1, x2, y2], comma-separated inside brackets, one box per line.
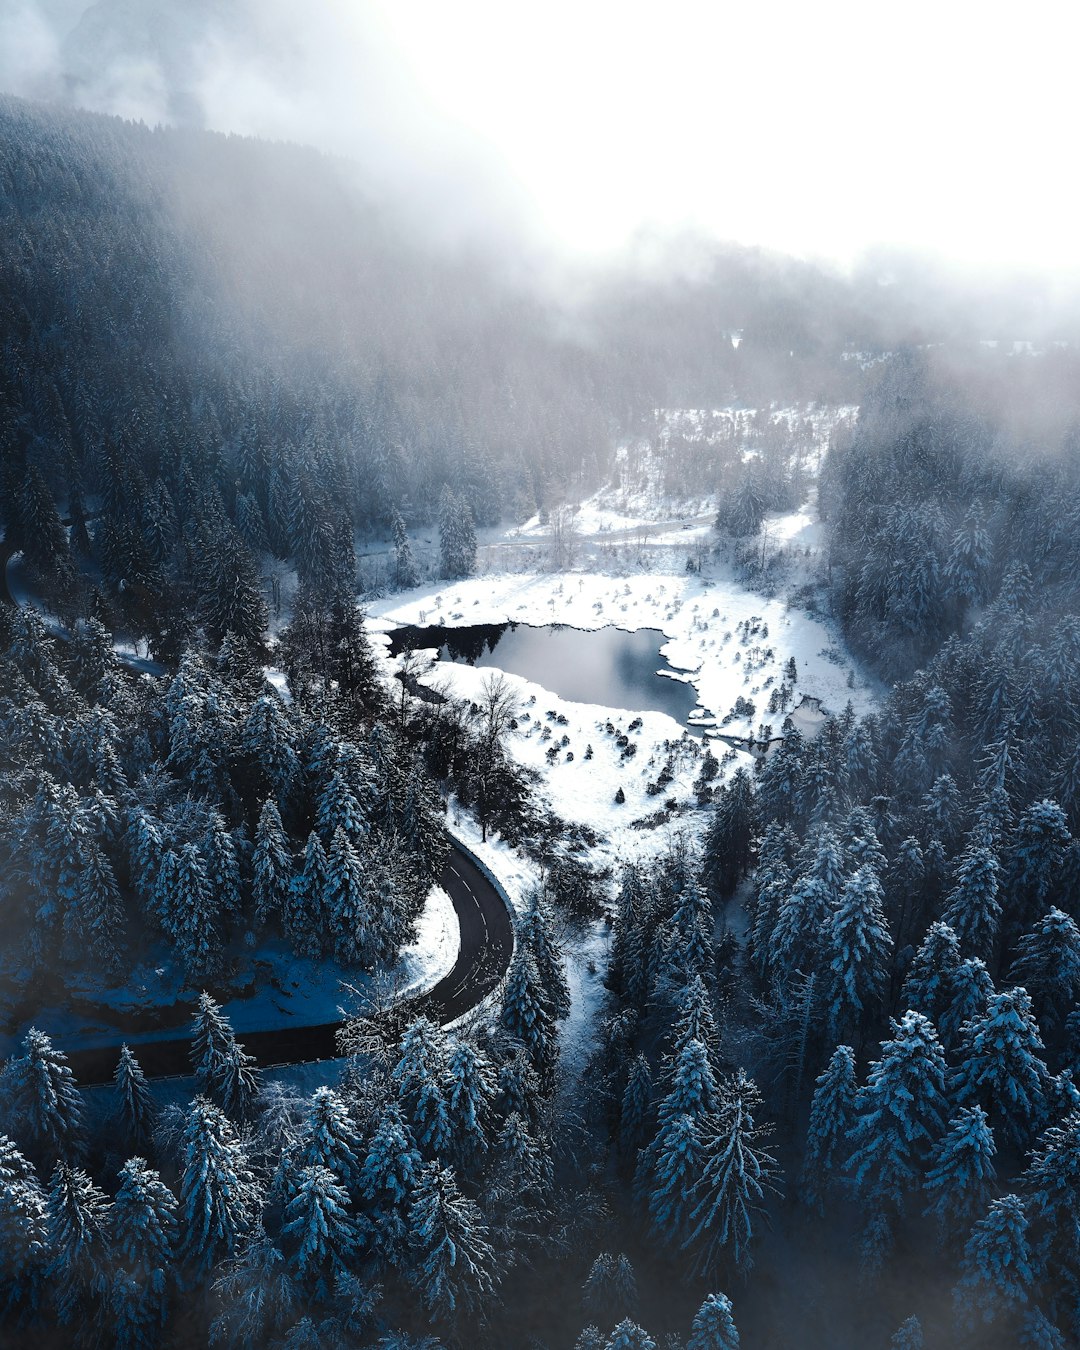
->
[368, 0, 1078, 272]
[2, 0, 1075, 274]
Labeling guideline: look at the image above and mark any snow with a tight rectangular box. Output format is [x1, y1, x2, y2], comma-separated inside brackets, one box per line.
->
[369, 560, 873, 883]
[0, 883, 460, 1059]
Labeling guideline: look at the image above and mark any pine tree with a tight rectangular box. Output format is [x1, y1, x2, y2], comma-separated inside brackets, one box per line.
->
[1021, 1109, 1080, 1304]
[207, 1236, 300, 1349]
[823, 867, 893, 1041]
[167, 842, 220, 976]
[359, 1102, 421, 1262]
[252, 798, 292, 929]
[685, 1071, 779, 1275]
[941, 845, 1002, 963]
[604, 1318, 657, 1350]
[1007, 800, 1071, 928]
[900, 923, 961, 1028]
[445, 1041, 494, 1170]
[1020, 1310, 1067, 1350]
[923, 1106, 996, 1238]
[325, 826, 373, 966]
[575, 1327, 606, 1350]
[45, 1161, 109, 1325]
[392, 510, 420, 590]
[847, 1012, 949, 1207]
[392, 1019, 452, 1159]
[619, 1054, 654, 1162]
[113, 1045, 156, 1150]
[890, 1316, 923, 1349]
[286, 831, 330, 956]
[408, 1162, 498, 1323]
[687, 1291, 740, 1350]
[800, 1044, 857, 1211]
[438, 488, 477, 580]
[109, 1156, 177, 1350]
[1008, 908, 1080, 1035]
[217, 1040, 262, 1123]
[0, 1134, 48, 1320]
[281, 1164, 356, 1299]
[954, 1194, 1035, 1329]
[641, 1112, 707, 1250]
[501, 946, 557, 1082]
[75, 839, 124, 965]
[317, 773, 367, 846]
[178, 1098, 260, 1282]
[242, 696, 299, 803]
[582, 1250, 638, 1325]
[956, 988, 1048, 1147]
[296, 1087, 364, 1192]
[191, 993, 239, 1099]
[519, 887, 571, 1019]
[3, 1027, 86, 1163]
[939, 956, 994, 1051]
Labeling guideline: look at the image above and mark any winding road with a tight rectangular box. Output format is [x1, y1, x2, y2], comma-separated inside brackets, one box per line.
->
[65, 842, 514, 1086]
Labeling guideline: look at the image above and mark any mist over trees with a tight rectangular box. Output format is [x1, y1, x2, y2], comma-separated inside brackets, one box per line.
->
[4, 41, 1080, 1348]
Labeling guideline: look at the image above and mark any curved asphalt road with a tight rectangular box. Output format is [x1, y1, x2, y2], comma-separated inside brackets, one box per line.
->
[64, 842, 514, 1086]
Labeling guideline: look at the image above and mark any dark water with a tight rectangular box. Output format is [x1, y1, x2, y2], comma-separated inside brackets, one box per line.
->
[388, 621, 699, 723]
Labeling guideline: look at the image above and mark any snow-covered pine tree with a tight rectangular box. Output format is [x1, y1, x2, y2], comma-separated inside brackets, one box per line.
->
[445, 1040, 494, 1171]
[582, 1250, 638, 1324]
[519, 886, 571, 1020]
[1006, 799, 1071, 929]
[74, 838, 124, 965]
[295, 1087, 364, 1192]
[191, 992, 237, 1098]
[0, 1134, 48, 1320]
[923, 1105, 996, 1239]
[846, 1011, 949, 1207]
[890, 1315, 923, 1349]
[956, 987, 1048, 1147]
[687, 1291, 740, 1350]
[242, 695, 299, 804]
[1020, 1109, 1080, 1306]
[770, 827, 845, 984]
[252, 798, 292, 929]
[45, 1161, 110, 1325]
[324, 826, 374, 966]
[641, 1112, 707, 1251]
[900, 922, 961, 1029]
[166, 842, 220, 976]
[391, 1019, 452, 1159]
[685, 1070, 779, 1275]
[392, 509, 420, 590]
[316, 773, 367, 847]
[3, 1027, 86, 1163]
[218, 1040, 262, 1123]
[501, 946, 557, 1083]
[113, 1045, 156, 1150]
[800, 1043, 857, 1211]
[438, 488, 477, 580]
[941, 844, 1002, 964]
[823, 866, 893, 1041]
[207, 1235, 298, 1350]
[619, 1054, 654, 1162]
[281, 1164, 356, 1300]
[359, 1101, 421, 1263]
[177, 1098, 260, 1282]
[603, 1319, 657, 1350]
[408, 1162, 498, 1323]
[108, 1156, 177, 1350]
[953, 1194, 1035, 1329]
[287, 831, 330, 956]
[939, 955, 994, 1051]
[1007, 908, 1080, 1036]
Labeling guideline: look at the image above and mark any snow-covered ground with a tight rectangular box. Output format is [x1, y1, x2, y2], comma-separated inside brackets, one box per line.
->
[369, 566, 874, 873]
[0, 883, 459, 1059]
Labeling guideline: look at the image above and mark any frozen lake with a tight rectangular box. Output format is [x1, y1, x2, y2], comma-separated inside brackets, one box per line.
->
[387, 621, 699, 724]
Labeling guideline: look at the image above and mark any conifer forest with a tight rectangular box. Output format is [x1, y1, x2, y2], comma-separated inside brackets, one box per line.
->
[2, 5, 1080, 1348]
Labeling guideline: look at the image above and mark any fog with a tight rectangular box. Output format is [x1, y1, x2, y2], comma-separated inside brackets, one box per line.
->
[3, 0, 1078, 279]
